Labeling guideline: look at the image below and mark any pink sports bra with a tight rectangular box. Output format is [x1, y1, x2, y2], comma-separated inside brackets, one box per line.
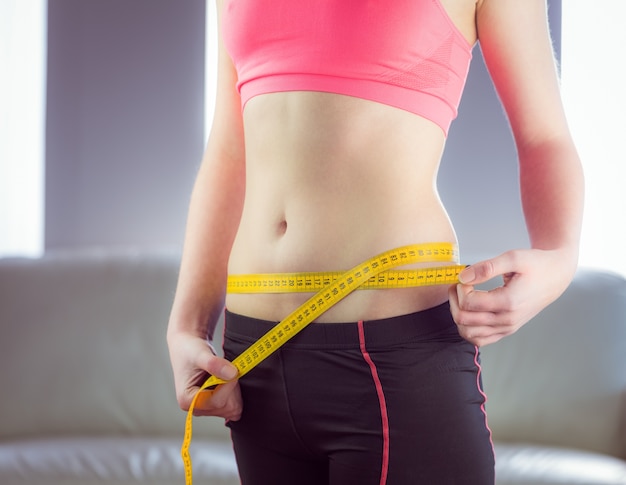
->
[222, 0, 474, 135]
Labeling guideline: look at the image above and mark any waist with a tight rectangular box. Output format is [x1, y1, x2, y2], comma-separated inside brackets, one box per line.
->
[226, 242, 460, 323]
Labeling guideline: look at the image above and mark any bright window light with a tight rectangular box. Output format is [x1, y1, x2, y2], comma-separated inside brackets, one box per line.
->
[561, 1, 626, 276]
[0, 0, 47, 258]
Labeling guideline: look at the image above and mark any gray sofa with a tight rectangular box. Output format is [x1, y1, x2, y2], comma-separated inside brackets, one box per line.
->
[1, 249, 625, 485]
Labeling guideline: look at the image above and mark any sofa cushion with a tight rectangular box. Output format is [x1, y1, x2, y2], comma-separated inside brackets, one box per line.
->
[494, 443, 626, 485]
[0, 249, 228, 441]
[0, 437, 239, 485]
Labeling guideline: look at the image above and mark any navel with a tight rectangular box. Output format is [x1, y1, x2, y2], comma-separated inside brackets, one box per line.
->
[277, 219, 288, 236]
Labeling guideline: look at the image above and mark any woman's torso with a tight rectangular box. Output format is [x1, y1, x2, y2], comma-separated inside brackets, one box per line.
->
[225, 0, 478, 323]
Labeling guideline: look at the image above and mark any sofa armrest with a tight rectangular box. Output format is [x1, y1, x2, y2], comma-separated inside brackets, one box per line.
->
[481, 268, 626, 459]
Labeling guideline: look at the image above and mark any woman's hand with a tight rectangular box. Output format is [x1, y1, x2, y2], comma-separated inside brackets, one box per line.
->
[448, 248, 577, 347]
[167, 330, 242, 421]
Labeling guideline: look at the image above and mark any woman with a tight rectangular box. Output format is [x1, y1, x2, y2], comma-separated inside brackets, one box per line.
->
[167, 0, 584, 483]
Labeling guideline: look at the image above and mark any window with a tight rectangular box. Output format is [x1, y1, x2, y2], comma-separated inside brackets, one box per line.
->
[561, 1, 626, 276]
[0, 0, 47, 257]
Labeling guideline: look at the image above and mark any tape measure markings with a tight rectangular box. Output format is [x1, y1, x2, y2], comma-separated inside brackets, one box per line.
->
[228, 265, 464, 293]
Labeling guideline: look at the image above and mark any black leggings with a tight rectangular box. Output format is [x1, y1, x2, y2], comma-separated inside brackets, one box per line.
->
[223, 303, 495, 485]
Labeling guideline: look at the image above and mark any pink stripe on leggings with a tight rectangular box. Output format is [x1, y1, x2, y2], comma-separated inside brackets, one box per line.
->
[473, 345, 495, 456]
[358, 321, 389, 485]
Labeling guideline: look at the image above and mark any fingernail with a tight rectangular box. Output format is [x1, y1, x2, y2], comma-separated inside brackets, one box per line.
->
[221, 364, 238, 380]
[459, 266, 475, 284]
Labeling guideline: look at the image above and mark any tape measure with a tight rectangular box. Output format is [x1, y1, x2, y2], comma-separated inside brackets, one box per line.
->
[181, 243, 462, 485]
[227, 266, 464, 293]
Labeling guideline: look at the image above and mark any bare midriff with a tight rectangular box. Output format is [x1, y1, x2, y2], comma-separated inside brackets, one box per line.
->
[225, 91, 459, 323]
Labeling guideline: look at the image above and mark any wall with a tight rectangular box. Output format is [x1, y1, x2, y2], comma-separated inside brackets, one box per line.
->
[439, 48, 528, 263]
[45, 0, 205, 250]
[44, 0, 561, 262]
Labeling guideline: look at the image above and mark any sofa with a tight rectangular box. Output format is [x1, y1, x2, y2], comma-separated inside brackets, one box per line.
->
[0, 249, 625, 485]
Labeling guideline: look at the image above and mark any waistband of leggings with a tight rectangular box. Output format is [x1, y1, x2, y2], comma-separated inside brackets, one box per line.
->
[224, 302, 459, 350]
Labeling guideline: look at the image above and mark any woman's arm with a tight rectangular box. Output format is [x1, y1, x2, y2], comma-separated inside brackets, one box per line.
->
[167, 0, 246, 418]
[449, 0, 585, 346]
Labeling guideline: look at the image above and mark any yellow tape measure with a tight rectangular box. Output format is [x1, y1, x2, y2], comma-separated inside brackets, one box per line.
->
[181, 243, 463, 485]
[228, 266, 464, 293]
